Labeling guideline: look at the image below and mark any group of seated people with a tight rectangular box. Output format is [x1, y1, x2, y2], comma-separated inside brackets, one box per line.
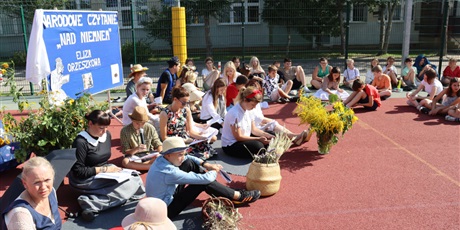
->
[4, 55, 460, 230]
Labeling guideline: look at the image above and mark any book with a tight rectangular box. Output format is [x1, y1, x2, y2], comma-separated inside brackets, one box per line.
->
[128, 151, 160, 162]
[95, 168, 140, 183]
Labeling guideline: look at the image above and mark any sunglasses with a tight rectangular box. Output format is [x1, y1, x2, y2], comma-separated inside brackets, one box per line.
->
[178, 99, 190, 106]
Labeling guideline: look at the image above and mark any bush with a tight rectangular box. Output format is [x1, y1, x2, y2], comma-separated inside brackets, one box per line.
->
[121, 40, 154, 64]
[12, 51, 27, 67]
[1, 71, 108, 162]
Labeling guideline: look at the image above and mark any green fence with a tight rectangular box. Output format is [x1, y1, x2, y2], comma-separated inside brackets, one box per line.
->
[0, 0, 459, 95]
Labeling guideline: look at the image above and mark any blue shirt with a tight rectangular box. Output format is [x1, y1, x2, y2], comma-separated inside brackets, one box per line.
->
[145, 155, 217, 205]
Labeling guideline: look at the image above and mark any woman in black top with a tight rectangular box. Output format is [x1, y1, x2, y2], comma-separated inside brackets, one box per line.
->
[69, 110, 145, 221]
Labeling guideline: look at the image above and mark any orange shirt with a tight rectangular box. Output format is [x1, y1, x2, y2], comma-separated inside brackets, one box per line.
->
[371, 74, 391, 90]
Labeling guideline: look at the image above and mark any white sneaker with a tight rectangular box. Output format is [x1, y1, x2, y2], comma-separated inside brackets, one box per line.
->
[445, 115, 460, 122]
[302, 86, 311, 93]
[289, 90, 298, 96]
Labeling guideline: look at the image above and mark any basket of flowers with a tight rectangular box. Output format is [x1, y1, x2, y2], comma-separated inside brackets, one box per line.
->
[202, 197, 242, 230]
[294, 94, 358, 154]
[245, 131, 293, 196]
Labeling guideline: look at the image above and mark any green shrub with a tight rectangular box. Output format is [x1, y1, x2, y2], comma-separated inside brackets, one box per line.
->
[121, 40, 154, 64]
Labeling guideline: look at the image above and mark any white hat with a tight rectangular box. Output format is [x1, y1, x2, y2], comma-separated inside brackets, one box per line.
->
[181, 83, 204, 101]
[121, 198, 176, 230]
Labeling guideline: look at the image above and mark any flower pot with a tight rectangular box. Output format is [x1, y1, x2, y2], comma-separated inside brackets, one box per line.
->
[246, 161, 282, 196]
[317, 133, 334, 154]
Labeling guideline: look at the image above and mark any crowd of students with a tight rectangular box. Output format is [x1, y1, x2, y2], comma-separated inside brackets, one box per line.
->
[4, 55, 459, 230]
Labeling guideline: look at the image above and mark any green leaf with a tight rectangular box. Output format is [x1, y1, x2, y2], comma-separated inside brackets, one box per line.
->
[37, 140, 48, 146]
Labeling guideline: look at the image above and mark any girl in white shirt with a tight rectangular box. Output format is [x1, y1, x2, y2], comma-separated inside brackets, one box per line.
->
[200, 78, 227, 129]
[221, 87, 274, 158]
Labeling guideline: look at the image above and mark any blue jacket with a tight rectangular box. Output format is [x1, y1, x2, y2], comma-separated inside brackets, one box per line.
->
[146, 155, 217, 205]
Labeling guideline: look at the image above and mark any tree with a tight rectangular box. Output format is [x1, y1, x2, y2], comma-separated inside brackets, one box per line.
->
[262, 0, 362, 55]
[182, 0, 232, 56]
[367, 0, 400, 55]
[0, 0, 67, 24]
[143, 4, 173, 49]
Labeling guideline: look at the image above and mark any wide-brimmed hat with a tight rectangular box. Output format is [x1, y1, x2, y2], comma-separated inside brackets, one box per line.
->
[167, 56, 180, 66]
[161, 136, 188, 155]
[129, 64, 148, 77]
[181, 83, 204, 101]
[121, 197, 176, 230]
[128, 106, 149, 122]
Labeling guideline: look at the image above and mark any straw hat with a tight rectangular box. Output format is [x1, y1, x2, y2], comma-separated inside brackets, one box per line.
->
[129, 64, 148, 78]
[181, 83, 204, 101]
[121, 197, 176, 230]
[128, 106, 149, 122]
[161, 137, 188, 155]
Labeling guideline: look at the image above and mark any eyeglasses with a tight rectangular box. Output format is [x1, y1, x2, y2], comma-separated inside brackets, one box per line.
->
[178, 99, 190, 106]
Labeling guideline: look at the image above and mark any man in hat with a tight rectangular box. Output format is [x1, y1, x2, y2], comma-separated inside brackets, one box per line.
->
[126, 64, 148, 98]
[146, 136, 261, 218]
[120, 106, 162, 171]
[155, 56, 181, 104]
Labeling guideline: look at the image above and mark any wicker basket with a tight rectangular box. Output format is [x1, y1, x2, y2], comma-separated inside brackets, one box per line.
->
[246, 161, 282, 196]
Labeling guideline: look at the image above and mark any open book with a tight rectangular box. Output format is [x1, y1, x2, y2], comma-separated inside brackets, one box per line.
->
[189, 126, 219, 146]
[128, 151, 160, 162]
[95, 168, 140, 183]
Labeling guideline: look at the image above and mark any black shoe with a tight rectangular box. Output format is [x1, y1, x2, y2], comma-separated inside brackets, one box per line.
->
[289, 96, 299, 102]
[419, 106, 430, 114]
[233, 190, 261, 206]
[81, 209, 95, 222]
[279, 98, 289, 104]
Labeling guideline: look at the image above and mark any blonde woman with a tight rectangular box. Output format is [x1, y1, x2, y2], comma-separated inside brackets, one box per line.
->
[249, 56, 266, 82]
[220, 61, 239, 86]
[122, 77, 159, 126]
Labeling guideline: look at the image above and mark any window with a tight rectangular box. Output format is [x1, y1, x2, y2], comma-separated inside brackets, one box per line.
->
[105, 0, 148, 28]
[218, 0, 260, 25]
[351, 4, 367, 22]
[392, 5, 402, 20]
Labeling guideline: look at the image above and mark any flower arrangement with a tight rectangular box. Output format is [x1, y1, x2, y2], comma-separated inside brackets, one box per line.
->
[1, 64, 108, 162]
[202, 197, 242, 230]
[249, 131, 293, 164]
[294, 94, 358, 154]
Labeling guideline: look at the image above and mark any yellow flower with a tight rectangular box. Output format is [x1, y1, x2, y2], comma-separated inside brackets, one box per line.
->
[68, 99, 74, 105]
[1, 69, 5, 74]
[2, 63, 9, 69]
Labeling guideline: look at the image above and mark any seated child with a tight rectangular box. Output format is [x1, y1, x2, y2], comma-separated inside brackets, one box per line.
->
[226, 75, 248, 109]
[406, 69, 444, 112]
[120, 106, 163, 171]
[263, 65, 293, 103]
[343, 79, 381, 111]
[418, 77, 460, 115]
[441, 58, 460, 87]
[343, 59, 360, 89]
[371, 65, 392, 100]
[401, 57, 417, 90]
[313, 67, 349, 101]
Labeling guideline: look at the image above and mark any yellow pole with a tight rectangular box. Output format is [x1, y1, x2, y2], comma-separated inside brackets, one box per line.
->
[171, 7, 187, 65]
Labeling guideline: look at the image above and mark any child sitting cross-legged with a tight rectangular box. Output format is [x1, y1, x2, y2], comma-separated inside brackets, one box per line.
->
[418, 77, 460, 115]
[406, 68, 444, 113]
[343, 79, 381, 111]
[263, 65, 294, 103]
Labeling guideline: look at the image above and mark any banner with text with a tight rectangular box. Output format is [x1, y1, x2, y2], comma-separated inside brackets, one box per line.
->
[26, 9, 123, 99]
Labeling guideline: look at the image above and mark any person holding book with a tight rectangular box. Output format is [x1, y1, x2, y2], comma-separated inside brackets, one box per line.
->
[146, 137, 261, 218]
[69, 110, 145, 221]
[120, 106, 163, 171]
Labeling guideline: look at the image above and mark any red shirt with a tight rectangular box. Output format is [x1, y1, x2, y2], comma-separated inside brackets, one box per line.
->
[226, 83, 239, 107]
[442, 65, 460, 78]
[365, 84, 381, 107]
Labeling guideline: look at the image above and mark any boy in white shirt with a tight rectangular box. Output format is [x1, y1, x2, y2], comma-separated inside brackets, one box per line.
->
[343, 59, 360, 89]
[263, 65, 293, 103]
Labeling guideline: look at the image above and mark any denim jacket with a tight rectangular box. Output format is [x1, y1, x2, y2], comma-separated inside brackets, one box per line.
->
[146, 155, 217, 205]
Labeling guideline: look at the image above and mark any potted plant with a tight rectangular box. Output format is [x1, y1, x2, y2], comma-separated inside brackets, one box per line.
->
[202, 197, 242, 230]
[245, 131, 293, 196]
[294, 94, 358, 154]
[1, 62, 108, 162]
